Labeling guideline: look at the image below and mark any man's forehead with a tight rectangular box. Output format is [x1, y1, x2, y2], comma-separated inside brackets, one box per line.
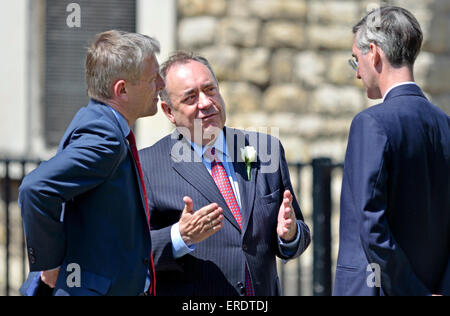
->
[167, 61, 215, 89]
[172, 59, 214, 77]
[144, 55, 160, 73]
[351, 38, 360, 53]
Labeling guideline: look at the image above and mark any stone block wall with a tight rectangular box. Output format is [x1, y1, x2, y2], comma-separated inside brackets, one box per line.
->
[177, 0, 450, 164]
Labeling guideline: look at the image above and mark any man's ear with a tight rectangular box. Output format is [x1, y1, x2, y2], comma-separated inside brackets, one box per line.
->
[369, 43, 381, 68]
[113, 80, 128, 102]
[161, 101, 176, 125]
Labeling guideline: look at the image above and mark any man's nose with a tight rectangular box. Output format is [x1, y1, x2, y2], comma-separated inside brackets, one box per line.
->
[198, 92, 212, 109]
[157, 74, 165, 91]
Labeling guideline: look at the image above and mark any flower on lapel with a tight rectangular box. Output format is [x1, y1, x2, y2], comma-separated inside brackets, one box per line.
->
[240, 146, 257, 180]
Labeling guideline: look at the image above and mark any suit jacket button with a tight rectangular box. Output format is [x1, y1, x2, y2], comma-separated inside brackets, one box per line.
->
[28, 247, 34, 255]
[143, 258, 150, 266]
[237, 282, 245, 295]
[30, 255, 36, 264]
[242, 244, 248, 252]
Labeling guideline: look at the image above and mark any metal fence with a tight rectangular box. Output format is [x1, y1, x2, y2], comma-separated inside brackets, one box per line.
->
[280, 158, 343, 296]
[0, 157, 343, 296]
[0, 158, 41, 296]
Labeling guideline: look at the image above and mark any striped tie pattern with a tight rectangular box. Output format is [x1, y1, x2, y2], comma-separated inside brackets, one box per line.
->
[209, 147, 254, 296]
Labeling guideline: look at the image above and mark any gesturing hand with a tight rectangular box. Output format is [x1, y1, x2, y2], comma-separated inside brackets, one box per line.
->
[277, 190, 298, 242]
[179, 196, 224, 245]
[41, 268, 60, 288]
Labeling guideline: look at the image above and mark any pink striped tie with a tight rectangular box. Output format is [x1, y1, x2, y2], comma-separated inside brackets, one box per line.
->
[209, 147, 254, 296]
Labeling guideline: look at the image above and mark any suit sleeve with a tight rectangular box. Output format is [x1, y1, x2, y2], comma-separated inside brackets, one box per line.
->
[19, 119, 123, 271]
[276, 140, 311, 260]
[348, 113, 430, 296]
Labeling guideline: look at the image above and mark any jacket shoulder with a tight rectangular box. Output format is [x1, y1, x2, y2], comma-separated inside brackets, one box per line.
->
[139, 134, 173, 157]
[62, 103, 123, 143]
[226, 127, 282, 146]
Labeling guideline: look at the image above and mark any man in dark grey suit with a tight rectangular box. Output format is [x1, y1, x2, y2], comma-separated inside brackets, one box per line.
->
[334, 6, 450, 296]
[139, 52, 310, 296]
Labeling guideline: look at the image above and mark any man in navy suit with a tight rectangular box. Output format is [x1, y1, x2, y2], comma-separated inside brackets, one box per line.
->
[334, 6, 450, 296]
[139, 52, 311, 296]
[19, 30, 165, 296]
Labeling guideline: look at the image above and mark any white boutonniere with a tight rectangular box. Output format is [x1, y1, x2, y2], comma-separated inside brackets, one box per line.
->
[240, 146, 257, 180]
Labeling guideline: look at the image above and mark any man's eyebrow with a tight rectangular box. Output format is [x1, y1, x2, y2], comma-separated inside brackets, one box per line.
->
[182, 82, 216, 95]
[201, 81, 216, 89]
[182, 88, 196, 96]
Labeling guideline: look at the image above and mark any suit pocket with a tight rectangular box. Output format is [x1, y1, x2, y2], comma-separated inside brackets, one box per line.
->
[259, 189, 281, 206]
[336, 265, 359, 272]
[81, 270, 112, 295]
[255, 189, 281, 230]
[56, 269, 112, 296]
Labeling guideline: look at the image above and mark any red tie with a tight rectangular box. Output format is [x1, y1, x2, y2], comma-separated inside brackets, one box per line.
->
[209, 148, 254, 296]
[127, 131, 156, 296]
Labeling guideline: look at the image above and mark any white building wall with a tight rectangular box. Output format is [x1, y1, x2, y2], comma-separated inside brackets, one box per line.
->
[0, 0, 28, 157]
[136, 0, 176, 150]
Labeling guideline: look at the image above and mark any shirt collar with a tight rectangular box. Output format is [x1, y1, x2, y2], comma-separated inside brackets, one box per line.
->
[107, 105, 130, 138]
[383, 82, 418, 102]
[188, 130, 230, 163]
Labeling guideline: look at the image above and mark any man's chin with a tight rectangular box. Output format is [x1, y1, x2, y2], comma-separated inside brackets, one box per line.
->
[202, 125, 223, 144]
[145, 104, 159, 117]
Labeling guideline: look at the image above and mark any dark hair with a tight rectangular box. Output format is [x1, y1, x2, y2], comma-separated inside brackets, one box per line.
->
[353, 6, 423, 67]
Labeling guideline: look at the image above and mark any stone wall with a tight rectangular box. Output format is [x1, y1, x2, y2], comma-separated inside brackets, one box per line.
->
[177, 0, 450, 164]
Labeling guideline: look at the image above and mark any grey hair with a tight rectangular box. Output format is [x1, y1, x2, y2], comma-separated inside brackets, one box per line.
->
[86, 30, 160, 100]
[159, 51, 218, 106]
[353, 6, 423, 67]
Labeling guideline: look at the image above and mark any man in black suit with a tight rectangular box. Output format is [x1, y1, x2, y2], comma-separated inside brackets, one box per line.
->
[334, 6, 450, 296]
[139, 52, 310, 296]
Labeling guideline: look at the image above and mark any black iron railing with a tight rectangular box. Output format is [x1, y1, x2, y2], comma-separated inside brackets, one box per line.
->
[280, 159, 343, 296]
[0, 158, 41, 296]
[0, 157, 343, 296]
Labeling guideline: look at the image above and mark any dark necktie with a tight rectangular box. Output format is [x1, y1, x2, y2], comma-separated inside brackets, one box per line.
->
[127, 130, 156, 296]
[209, 148, 254, 296]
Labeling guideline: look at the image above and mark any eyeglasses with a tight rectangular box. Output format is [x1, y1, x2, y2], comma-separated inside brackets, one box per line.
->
[348, 57, 358, 71]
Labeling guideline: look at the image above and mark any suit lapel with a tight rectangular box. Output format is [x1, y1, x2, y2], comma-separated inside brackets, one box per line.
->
[127, 145, 148, 215]
[86, 101, 149, 221]
[99, 101, 148, 218]
[169, 131, 242, 232]
[225, 128, 257, 234]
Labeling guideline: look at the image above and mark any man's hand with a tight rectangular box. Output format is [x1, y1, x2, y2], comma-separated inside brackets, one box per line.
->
[41, 268, 60, 288]
[179, 196, 224, 245]
[277, 190, 298, 242]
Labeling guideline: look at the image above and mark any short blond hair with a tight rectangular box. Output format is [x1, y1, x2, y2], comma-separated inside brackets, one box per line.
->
[85, 30, 160, 100]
